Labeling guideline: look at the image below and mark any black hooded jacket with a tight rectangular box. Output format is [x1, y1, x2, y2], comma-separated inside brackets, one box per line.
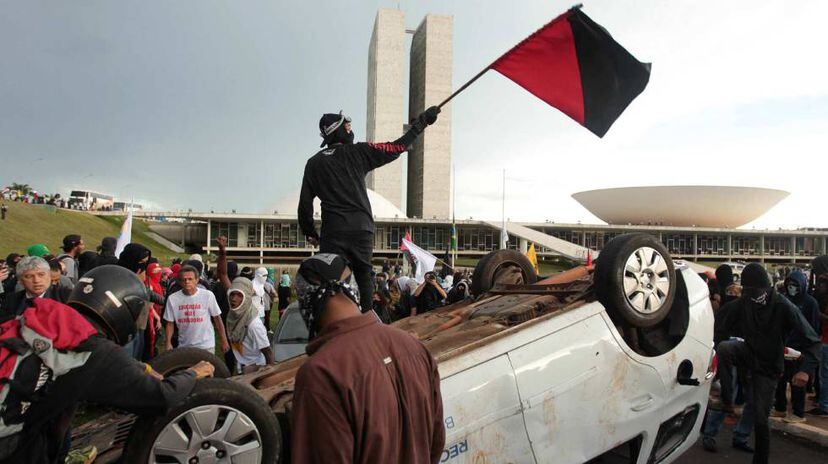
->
[117, 243, 151, 273]
[298, 130, 419, 240]
[722, 290, 822, 378]
[783, 270, 821, 349]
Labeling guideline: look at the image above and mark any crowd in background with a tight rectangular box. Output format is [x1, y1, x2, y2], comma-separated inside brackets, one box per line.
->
[0, 233, 478, 375]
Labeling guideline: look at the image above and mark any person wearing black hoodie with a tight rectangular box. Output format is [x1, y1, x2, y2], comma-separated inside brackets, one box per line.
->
[772, 269, 821, 422]
[717, 263, 822, 464]
[298, 106, 440, 308]
[94, 237, 119, 268]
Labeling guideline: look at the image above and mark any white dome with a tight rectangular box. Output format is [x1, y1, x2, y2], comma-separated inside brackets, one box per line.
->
[572, 186, 789, 228]
[270, 188, 407, 219]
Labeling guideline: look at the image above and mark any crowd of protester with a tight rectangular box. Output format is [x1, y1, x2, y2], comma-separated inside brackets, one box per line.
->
[700, 260, 827, 463]
[0, 233, 297, 376]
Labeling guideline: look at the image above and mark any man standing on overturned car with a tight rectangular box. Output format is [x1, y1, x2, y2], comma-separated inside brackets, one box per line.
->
[716, 262, 822, 464]
[290, 253, 445, 463]
[298, 106, 440, 307]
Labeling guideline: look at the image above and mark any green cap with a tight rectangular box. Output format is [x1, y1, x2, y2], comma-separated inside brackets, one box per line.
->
[27, 243, 50, 257]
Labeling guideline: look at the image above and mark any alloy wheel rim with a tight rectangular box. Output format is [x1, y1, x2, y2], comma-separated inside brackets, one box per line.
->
[623, 246, 670, 315]
[150, 404, 262, 464]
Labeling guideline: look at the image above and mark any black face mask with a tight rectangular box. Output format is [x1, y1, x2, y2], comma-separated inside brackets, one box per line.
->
[329, 125, 354, 145]
[743, 287, 771, 308]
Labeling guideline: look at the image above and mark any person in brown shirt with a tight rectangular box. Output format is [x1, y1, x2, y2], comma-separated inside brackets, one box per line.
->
[291, 253, 445, 464]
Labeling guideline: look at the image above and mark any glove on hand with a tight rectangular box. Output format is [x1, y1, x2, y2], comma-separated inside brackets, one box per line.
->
[411, 106, 441, 133]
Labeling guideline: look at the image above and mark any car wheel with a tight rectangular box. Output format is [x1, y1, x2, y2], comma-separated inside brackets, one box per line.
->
[150, 347, 232, 379]
[123, 378, 281, 463]
[595, 233, 676, 328]
[471, 249, 538, 297]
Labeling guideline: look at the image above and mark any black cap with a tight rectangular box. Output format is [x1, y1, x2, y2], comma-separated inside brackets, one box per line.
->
[63, 234, 82, 252]
[741, 263, 771, 289]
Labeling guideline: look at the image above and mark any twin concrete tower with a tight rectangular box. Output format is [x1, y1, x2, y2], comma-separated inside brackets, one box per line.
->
[365, 9, 452, 219]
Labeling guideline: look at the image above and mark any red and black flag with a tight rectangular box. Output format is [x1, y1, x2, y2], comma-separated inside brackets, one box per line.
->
[490, 6, 650, 137]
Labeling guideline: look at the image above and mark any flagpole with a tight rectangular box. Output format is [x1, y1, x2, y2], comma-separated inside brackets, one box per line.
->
[451, 164, 456, 269]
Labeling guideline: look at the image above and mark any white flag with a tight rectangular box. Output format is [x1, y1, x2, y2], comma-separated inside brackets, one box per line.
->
[401, 237, 437, 283]
[500, 221, 509, 250]
[115, 205, 133, 258]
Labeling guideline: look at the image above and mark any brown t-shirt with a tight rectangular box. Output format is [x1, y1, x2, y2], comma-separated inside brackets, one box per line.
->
[291, 313, 445, 464]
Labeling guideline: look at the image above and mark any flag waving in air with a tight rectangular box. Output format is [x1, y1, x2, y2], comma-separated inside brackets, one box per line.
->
[115, 205, 133, 258]
[437, 5, 650, 138]
[491, 6, 650, 137]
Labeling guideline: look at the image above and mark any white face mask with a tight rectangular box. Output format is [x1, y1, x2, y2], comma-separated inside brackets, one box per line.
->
[787, 285, 799, 297]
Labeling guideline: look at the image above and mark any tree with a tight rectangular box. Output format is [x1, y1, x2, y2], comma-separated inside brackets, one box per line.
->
[9, 183, 32, 195]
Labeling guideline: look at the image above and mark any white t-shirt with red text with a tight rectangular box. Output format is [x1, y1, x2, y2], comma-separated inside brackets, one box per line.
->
[164, 287, 221, 351]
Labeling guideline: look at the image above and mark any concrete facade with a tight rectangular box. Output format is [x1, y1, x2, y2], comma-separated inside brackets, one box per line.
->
[365, 10, 406, 212]
[407, 14, 453, 219]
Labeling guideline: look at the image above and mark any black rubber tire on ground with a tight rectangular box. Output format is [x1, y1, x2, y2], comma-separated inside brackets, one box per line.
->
[149, 347, 232, 379]
[122, 378, 281, 463]
[594, 233, 676, 328]
[470, 249, 538, 297]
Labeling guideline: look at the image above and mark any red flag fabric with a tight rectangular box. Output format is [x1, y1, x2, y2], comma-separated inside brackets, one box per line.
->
[586, 251, 593, 267]
[490, 7, 650, 137]
[400, 231, 412, 251]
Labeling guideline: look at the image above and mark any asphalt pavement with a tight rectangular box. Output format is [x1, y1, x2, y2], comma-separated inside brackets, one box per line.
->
[677, 426, 826, 463]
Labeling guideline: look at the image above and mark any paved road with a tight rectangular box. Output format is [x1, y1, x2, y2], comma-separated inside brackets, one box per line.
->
[677, 426, 826, 463]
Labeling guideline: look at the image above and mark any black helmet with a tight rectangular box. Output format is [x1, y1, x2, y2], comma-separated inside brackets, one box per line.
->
[67, 264, 149, 346]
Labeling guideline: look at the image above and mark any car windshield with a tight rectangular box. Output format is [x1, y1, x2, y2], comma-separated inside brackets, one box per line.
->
[278, 310, 308, 343]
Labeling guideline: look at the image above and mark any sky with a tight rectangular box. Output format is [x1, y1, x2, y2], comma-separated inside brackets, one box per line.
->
[1, 0, 826, 229]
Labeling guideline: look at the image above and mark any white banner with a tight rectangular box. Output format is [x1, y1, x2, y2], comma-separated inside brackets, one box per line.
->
[401, 237, 437, 283]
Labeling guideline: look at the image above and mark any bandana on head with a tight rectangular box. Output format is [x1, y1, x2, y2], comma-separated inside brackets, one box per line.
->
[295, 253, 360, 339]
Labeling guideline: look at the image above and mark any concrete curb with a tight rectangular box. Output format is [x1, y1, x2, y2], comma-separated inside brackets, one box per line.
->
[769, 417, 828, 447]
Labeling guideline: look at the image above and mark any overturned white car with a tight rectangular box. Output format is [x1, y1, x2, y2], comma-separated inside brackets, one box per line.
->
[74, 233, 715, 463]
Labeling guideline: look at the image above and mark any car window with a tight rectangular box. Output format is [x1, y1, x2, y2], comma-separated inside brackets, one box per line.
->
[278, 310, 309, 343]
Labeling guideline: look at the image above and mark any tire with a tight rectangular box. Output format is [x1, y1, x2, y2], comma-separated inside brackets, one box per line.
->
[595, 233, 676, 328]
[122, 378, 281, 463]
[150, 347, 232, 379]
[471, 249, 538, 297]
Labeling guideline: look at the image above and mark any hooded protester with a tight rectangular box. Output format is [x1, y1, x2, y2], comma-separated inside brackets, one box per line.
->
[117, 243, 151, 273]
[771, 269, 821, 422]
[298, 106, 441, 309]
[170, 263, 181, 281]
[715, 263, 822, 464]
[116, 244, 162, 360]
[252, 267, 275, 328]
[225, 277, 273, 373]
[77, 251, 98, 278]
[713, 264, 741, 346]
[809, 272, 828, 416]
[95, 237, 119, 268]
[290, 253, 444, 463]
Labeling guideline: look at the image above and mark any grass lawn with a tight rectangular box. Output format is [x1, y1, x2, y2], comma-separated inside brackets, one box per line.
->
[0, 201, 186, 263]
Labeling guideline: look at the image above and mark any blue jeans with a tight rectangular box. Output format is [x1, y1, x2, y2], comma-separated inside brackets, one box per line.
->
[703, 403, 754, 444]
[820, 344, 828, 411]
[703, 367, 754, 444]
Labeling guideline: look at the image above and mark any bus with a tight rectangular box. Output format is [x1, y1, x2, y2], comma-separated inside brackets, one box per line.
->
[68, 190, 114, 211]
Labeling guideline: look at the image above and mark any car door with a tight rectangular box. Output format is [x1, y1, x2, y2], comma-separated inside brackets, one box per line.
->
[439, 354, 535, 463]
[271, 304, 308, 362]
[509, 311, 668, 463]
